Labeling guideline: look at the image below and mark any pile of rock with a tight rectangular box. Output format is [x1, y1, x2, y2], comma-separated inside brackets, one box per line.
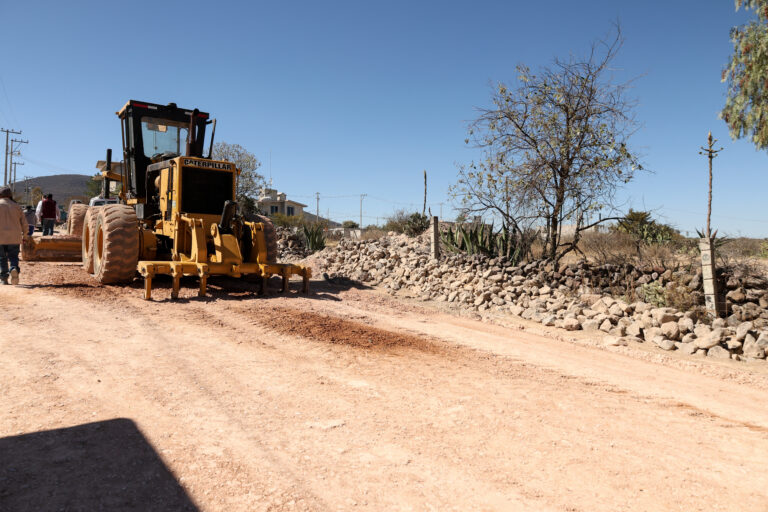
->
[276, 227, 310, 261]
[315, 233, 768, 361]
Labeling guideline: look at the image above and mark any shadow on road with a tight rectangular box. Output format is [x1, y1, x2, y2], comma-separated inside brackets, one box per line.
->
[0, 418, 198, 511]
[135, 275, 372, 303]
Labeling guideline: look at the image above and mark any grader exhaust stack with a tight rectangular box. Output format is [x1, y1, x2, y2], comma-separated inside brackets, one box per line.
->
[26, 100, 311, 299]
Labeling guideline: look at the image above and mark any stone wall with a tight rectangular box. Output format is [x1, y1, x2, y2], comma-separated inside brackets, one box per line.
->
[314, 233, 768, 362]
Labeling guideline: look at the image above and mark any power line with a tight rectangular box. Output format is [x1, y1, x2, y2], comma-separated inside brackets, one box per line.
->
[659, 206, 767, 225]
[17, 155, 84, 174]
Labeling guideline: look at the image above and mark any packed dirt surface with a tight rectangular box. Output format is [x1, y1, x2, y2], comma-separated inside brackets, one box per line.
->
[2, 262, 768, 511]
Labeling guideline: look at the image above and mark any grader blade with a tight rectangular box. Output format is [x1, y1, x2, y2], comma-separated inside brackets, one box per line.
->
[21, 235, 83, 262]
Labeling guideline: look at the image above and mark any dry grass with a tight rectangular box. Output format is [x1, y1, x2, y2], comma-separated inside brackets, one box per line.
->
[720, 237, 768, 260]
[362, 228, 388, 241]
[575, 230, 696, 270]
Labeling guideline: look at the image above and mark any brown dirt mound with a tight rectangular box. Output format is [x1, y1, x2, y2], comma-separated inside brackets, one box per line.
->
[253, 306, 447, 353]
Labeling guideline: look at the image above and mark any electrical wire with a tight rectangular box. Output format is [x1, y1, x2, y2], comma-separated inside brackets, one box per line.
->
[18, 155, 86, 174]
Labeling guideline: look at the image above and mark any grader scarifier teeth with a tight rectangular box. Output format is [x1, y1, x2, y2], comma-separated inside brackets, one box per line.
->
[135, 217, 311, 300]
[137, 261, 311, 300]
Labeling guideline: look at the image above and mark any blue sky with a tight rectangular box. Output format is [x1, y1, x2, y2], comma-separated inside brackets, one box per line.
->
[0, 0, 765, 236]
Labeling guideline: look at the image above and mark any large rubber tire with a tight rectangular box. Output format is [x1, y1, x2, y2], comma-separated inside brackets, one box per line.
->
[93, 204, 140, 284]
[255, 215, 278, 263]
[81, 206, 101, 273]
[67, 203, 89, 236]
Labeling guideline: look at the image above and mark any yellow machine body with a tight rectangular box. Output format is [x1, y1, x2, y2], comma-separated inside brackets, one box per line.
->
[25, 100, 310, 300]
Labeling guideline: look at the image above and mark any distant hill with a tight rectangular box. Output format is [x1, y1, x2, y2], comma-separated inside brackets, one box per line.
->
[14, 174, 93, 207]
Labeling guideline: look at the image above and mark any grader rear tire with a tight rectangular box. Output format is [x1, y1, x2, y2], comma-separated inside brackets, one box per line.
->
[255, 214, 278, 263]
[93, 204, 139, 284]
[81, 207, 101, 273]
[67, 204, 89, 236]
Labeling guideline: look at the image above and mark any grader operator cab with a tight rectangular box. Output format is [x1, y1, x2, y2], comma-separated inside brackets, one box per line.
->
[29, 100, 310, 299]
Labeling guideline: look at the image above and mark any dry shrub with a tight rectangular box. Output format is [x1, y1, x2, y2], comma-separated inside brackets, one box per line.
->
[719, 237, 768, 260]
[579, 230, 637, 265]
[665, 283, 701, 313]
[719, 257, 768, 283]
[636, 243, 677, 270]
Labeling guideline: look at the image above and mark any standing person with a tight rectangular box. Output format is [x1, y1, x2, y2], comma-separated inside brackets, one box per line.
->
[0, 186, 28, 285]
[35, 195, 44, 227]
[40, 194, 59, 236]
[24, 206, 36, 236]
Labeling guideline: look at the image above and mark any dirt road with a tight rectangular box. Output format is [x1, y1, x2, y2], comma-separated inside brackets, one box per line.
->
[2, 262, 768, 511]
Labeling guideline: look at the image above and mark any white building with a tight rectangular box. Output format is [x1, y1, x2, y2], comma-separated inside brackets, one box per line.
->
[256, 187, 307, 217]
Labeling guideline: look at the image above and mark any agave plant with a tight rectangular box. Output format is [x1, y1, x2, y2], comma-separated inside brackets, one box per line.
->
[303, 223, 326, 252]
[695, 228, 730, 251]
[440, 221, 528, 265]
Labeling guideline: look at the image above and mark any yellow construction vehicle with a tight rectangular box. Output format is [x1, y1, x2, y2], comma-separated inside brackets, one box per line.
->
[29, 100, 310, 299]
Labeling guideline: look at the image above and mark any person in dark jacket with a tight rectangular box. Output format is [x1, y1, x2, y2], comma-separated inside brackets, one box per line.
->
[0, 186, 28, 285]
[40, 193, 59, 236]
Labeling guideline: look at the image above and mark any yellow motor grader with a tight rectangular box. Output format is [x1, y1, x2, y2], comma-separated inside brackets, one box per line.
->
[25, 100, 310, 299]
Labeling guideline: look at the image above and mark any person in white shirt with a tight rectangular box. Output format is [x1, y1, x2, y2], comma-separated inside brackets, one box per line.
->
[35, 197, 43, 225]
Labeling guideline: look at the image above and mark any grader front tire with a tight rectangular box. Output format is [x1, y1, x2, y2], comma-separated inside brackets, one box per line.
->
[93, 205, 140, 284]
[81, 207, 100, 273]
[255, 214, 278, 263]
[67, 204, 89, 236]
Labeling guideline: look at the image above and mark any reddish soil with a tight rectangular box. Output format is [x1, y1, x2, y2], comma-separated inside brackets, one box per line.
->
[1, 262, 768, 511]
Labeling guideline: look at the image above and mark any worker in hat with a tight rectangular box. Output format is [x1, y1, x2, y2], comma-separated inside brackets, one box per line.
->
[0, 186, 28, 285]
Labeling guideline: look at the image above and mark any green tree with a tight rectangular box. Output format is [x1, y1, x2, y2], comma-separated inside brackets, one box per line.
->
[454, 28, 642, 265]
[30, 186, 42, 205]
[615, 209, 678, 244]
[212, 142, 265, 215]
[342, 220, 359, 229]
[721, 1, 768, 148]
[84, 175, 102, 198]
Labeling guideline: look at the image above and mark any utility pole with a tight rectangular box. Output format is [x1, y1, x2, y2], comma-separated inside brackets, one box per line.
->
[10, 138, 28, 191]
[438, 202, 443, 219]
[2, 128, 22, 186]
[24, 175, 32, 205]
[359, 193, 367, 228]
[11, 161, 24, 193]
[315, 192, 320, 221]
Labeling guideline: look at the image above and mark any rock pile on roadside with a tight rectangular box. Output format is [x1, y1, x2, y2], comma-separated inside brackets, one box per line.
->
[315, 233, 768, 362]
[276, 227, 310, 260]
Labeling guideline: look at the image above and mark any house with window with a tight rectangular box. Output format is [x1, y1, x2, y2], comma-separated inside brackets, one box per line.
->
[256, 187, 306, 217]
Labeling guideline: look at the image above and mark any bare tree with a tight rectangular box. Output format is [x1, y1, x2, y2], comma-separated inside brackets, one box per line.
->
[212, 142, 265, 215]
[453, 27, 643, 266]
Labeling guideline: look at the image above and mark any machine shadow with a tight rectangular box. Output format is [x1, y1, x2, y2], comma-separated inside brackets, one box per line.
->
[0, 418, 198, 512]
[131, 275, 371, 303]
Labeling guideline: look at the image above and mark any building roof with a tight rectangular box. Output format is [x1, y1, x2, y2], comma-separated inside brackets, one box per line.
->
[256, 195, 307, 208]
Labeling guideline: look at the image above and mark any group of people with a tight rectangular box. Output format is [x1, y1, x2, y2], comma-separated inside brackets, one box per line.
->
[0, 188, 59, 285]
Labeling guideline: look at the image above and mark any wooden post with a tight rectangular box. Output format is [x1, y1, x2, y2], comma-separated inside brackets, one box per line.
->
[699, 237, 723, 317]
[430, 216, 440, 260]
